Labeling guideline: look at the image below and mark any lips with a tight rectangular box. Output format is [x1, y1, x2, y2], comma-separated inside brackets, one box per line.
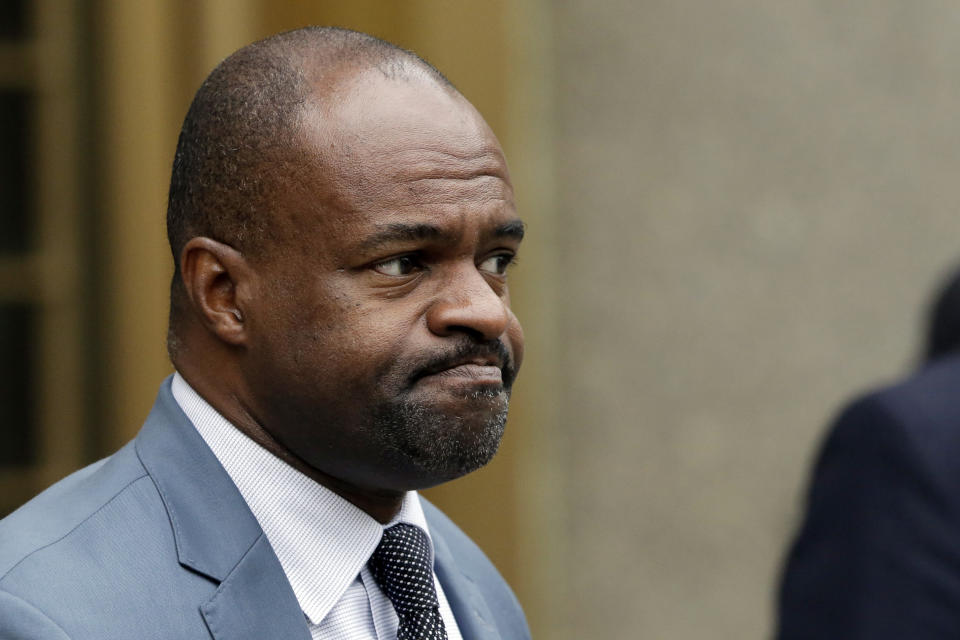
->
[424, 363, 503, 384]
[408, 341, 515, 390]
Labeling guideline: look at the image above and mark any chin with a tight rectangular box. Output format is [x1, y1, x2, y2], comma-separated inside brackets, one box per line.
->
[372, 392, 510, 486]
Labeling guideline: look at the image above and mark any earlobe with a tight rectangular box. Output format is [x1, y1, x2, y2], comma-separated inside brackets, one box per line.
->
[180, 237, 250, 346]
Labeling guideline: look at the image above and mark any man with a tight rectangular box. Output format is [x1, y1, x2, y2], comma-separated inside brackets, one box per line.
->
[0, 27, 529, 640]
[776, 267, 960, 638]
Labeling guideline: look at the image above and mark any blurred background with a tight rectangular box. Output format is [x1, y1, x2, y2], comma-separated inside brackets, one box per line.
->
[4, 1, 960, 637]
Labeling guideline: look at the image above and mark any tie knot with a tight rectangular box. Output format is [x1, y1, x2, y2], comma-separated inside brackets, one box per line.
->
[370, 523, 438, 613]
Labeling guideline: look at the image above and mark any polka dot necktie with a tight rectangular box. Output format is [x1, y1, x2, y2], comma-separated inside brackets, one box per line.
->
[369, 523, 449, 640]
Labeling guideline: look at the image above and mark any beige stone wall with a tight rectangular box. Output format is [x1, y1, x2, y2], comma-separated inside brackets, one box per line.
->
[552, 2, 960, 637]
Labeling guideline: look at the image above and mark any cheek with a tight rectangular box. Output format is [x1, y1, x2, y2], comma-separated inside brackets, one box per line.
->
[306, 306, 413, 382]
[270, 271, 430, 382]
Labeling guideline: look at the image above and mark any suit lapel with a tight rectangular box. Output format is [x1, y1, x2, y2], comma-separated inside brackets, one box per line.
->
[200, 534, 311, 640]
[135, 378, 310, 640]
[432, 528, 501, 640]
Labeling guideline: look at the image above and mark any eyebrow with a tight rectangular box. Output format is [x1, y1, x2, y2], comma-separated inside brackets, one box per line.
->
[357, 224, 450, 252]
[357, 219, 525, 252]
[494, 219, 526, 241]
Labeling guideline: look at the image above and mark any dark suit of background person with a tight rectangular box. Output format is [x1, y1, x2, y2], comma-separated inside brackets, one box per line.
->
[777, 264, 960, 639]
[0, 27, 529, 639]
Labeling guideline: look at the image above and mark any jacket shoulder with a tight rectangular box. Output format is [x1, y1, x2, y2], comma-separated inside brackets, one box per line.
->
[839, 355, 960, 479]
[864, 354, 960, 422]
[0, 442, 148, 579]
[0, 439, 216, 639]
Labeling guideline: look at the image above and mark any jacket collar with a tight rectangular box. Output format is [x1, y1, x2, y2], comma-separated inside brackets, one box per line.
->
[430, 515, 501, 640]
[134, 377, 311, 640]
[135, 377, 262, 582]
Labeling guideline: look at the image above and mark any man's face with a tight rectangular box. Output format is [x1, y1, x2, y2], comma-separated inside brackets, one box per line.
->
[241, 72, 524, 494]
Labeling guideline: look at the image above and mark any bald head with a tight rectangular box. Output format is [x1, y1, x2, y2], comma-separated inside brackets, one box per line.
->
[167, 27, 453, 266]
[166, 27, 456, 353]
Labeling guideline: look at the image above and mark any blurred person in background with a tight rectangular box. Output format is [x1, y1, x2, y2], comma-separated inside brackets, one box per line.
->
[777, 263, 960, 638]
[0, 27, 528, 640]
[923, 264, 960, 364]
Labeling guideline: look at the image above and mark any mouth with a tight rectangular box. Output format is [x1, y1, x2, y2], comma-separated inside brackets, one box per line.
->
[420, 363, 504, 385]
[410, 346, 511, 391]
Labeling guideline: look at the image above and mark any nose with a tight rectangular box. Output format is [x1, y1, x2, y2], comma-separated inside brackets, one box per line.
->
[426, 266, 510, 341]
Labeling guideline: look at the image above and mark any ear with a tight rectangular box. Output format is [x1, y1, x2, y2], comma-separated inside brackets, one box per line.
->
[180, 237, 252, 346]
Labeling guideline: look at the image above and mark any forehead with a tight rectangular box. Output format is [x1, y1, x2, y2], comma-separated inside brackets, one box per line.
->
[294, 70, 516, 234]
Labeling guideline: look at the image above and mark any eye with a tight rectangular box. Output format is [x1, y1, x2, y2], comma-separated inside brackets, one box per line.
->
[478, 253, 516, 276]
[372, 255, 422, 277]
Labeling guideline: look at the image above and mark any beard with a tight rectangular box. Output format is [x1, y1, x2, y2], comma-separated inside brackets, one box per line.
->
[370, 385, 510, 483]
[368, 337, 516, 484]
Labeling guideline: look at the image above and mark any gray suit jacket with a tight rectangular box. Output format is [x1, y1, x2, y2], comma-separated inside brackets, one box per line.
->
[0, 379, 529, 639]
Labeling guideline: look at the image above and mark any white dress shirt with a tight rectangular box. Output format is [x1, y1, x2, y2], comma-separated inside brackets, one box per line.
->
[171, 373, 463, 640]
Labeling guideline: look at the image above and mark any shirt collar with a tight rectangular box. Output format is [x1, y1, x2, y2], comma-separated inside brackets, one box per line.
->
[170, 372, 433, 626]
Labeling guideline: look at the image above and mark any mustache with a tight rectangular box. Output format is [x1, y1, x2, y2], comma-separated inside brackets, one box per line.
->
[408, 339, 516, 389]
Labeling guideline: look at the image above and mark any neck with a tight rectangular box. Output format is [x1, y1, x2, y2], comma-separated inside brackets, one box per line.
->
[232, 416, 406, 524]
[174, 362, 405, 524]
